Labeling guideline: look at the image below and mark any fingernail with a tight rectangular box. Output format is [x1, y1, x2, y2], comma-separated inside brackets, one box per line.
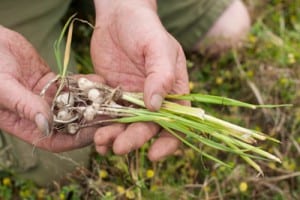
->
[35, 113, 50, 136]
[150, 94, 163, 111]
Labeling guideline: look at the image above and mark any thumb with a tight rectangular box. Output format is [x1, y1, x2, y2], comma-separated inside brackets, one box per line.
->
[143, 35, 179, 111]
[144, 57, 176, 111]
[0, 77, 51, 135]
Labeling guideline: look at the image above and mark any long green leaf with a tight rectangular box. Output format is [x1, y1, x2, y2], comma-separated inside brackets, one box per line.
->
[159, 121, 232, 168]
[54, 13, 77, 76]
[166, 94, 292, 109]
[226, 142, 263, 175]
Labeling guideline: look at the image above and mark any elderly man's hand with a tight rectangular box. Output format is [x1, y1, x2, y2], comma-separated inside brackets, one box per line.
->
[0, 26, 95, 152]
[91, 0, 189, 160]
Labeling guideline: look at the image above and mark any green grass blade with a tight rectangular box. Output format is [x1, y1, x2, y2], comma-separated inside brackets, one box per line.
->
[119, 92, 280, 169]
[166, 94, 292, 109]
[62, 17, 74, 78]
[112, 107, 274, 164]
[161, 101, 280, 144]
[122, 92, 145, 107]
[54, 13, 77, 76]
[162, 101, 205, 119]
[204, 115, 267, 141]
[53, 41, 62, 75]
[210, 132, 281, 163]
[161, 102, 260, 143]
[158, 121, 232, 168]
[158, 120, 237, 153]
[158, 119, 266, 160]
[226, 142, 263, 175]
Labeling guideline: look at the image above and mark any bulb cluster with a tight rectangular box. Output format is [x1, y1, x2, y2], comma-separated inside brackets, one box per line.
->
[52, 78, 123, 134]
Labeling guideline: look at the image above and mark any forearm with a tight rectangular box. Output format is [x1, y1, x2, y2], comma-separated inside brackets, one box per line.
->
[93, 0, 157, 18]
[0, 25, 9, 43]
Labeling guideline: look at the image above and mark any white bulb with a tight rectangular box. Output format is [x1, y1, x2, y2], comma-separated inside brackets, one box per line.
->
[83, 106, 97, 121]
[88, 88, 102, 102]
[57, 109, 73, 121]
[55, 92, 74, 108]
[92, 102, 101, 110]
[67, 123, 79, 135]
[78, 77, 95, 90]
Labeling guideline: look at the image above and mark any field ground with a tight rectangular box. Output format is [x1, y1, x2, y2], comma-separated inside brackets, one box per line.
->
[0, 0, 299, 199]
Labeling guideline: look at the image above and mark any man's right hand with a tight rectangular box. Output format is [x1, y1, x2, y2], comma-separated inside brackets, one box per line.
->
[91, 0, 190, 161]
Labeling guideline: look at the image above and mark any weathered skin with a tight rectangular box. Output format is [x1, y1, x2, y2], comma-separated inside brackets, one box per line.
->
[0, 26, 98, 152]
[91, 0, 189, 161]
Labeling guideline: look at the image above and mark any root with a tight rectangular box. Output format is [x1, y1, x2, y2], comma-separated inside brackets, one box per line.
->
[40, 76, 129, 135]
[40, 75, 60, 97]
[32, 134, 52, 155]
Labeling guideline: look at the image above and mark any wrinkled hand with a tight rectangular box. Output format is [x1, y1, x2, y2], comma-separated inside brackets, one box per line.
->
[0, 26, 96, 152]
[91, 0, 189, 160]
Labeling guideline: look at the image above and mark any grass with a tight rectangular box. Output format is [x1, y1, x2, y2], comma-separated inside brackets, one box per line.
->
[1, 0, 300, 199]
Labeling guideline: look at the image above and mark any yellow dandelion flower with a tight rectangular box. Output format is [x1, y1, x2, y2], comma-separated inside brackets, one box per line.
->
[210, 171, 217, 177]
[20, 189, 32, 199]
[37, 189, 46, 199]
[98, 169, 108, 179]
[224, 70, 232, 78]
[283, 160, 296, 171]
[239, 181, 248, 192]
[268, 162, 276, 169]
[2, 177, 11, 186]
[150, 185, 158, 191]
[104, 191, 112, 197]
[215, 77, 223, 85]
[186, 60, 194, 68]
[185, 149, 195, 160]
[289, 162, 296, 171]
[189, 82, 195, 91]
[254, 126, 262, 132]
[146, 169, 155, 178]
[188, 169, 196, 177]
[125, 190, 136, 199]
[204, 186, 211, 192]
[246, 70, 254, 78]
[116, 185, 125, 194]
[288, 53, 296, 64]
[248, 35, 257, 44]
[59, 193, 65, 200]
[279, 77, 288, 86]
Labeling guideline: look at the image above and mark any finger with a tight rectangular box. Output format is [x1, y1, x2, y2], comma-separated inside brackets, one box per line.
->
[143, 35, 179, 111]
[171, 46, 191, 106]
[34, 126, 97, 152]
[94, 123, 126, 146]
[173, 45, 190, 96]
[95, 145, 109, 155]
[72, 74, 105, 84]
[0, 76, 51, 135]
[148, 130, 181, 161]
[113, 122, 160, 155]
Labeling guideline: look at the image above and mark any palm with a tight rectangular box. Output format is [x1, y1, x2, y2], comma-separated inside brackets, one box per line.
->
[91, 5, 188, 95]
[91, 30, 145, 92]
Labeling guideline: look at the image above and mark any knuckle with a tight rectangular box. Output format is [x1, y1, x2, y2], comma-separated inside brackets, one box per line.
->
[164, 71, 175, 84]
[14, 95, 35, 120]
[162, 72, 175, 91]
[14, 98, 26, 118]
[94, 131, 107, 145]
